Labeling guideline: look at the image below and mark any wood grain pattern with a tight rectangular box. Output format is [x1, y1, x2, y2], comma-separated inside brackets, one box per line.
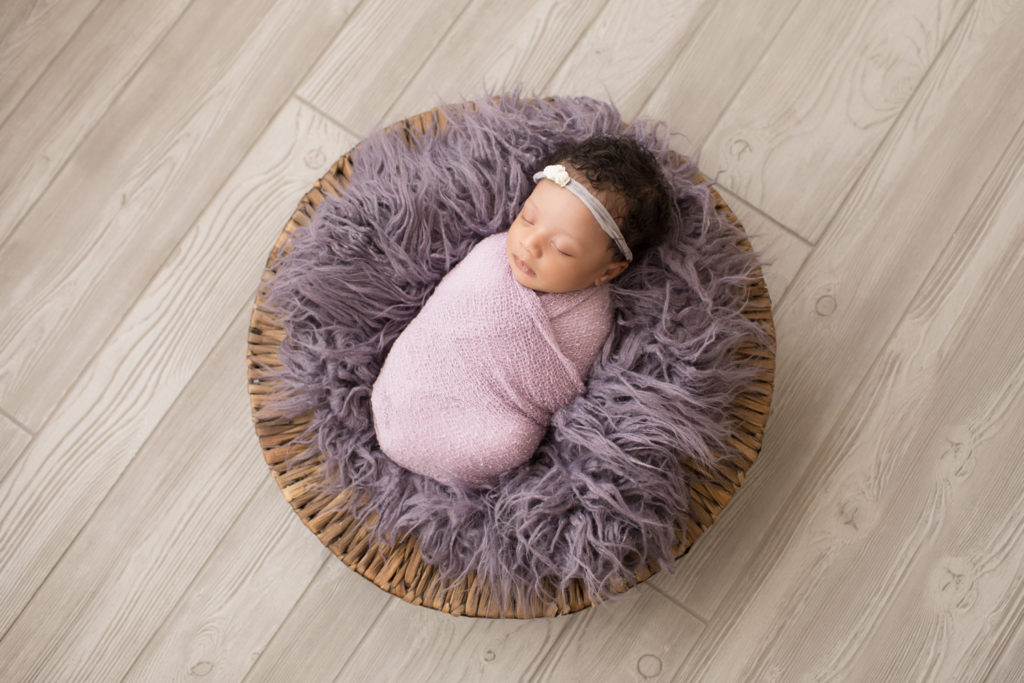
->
[245, 560, 391, 682]
[986, 593, 1024, 682]
[0, 307, 269, 681]
[545, 0, 716, 122]
[0, 0, 100, 124]
[332, 589, 569, 681]
[123, 476, 329, 682]
[678, 110, 1024, 682]
[0, 0, 357, 431]
[640, 0, 803, 158]
[648, 0, 1024, 619]
[0, 0, 192, 243]
[332, 582, 700, 681]
[0, 100, 353, 640]
[297, 0, 472, 133]
[383, 0, 607, 126]
[698, 0, 972, 241]
[527, 585, 703, 681]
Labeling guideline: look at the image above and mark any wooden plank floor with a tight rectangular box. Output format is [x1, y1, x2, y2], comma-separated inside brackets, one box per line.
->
[1, 0, 1021, 679]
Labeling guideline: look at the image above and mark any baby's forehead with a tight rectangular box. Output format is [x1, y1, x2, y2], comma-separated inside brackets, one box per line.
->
[521, 182, 616, 251]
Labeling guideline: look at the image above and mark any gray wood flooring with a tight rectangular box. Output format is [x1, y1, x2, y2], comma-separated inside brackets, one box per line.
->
[1, 0, 1022, 680]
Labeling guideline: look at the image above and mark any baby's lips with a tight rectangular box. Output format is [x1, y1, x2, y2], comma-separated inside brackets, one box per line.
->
[513, 254, 536, 276]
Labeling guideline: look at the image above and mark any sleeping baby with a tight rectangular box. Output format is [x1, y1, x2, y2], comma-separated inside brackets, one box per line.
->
[370, 135, 672, 486]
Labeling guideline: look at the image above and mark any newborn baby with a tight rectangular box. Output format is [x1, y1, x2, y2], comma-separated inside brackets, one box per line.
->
[371, 136, 672, 486]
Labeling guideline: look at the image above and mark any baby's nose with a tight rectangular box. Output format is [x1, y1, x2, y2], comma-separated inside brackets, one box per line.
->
[522, 232, 543, 256]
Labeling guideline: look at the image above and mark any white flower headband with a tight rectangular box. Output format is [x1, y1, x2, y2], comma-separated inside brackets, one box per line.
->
[532, 164, 633, 262]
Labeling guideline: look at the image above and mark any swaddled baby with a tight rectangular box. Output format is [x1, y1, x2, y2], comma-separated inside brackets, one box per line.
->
[371, 136, 672, 486]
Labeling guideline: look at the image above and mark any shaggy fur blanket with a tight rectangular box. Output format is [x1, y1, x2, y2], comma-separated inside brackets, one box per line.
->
[260, 92, 770, 616]
[371, 232, 612, 488]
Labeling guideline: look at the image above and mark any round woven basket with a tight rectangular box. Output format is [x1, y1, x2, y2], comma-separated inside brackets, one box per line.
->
[246, 106, 776, 618]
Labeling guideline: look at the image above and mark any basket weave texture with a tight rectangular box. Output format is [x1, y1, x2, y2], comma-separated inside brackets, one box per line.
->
[246, 107, 776, 618]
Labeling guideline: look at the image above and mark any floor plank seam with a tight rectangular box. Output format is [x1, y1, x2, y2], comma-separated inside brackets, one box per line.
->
[645, 582, 709, 625]
[138, 0, 366, 241]
[0, 453, 115, 647]
[119, 537, 212, 679]
[122, 313, 286, 680]
[803, 0, 980, 251]
[136, 0, 203, 73]
[286, 0, 367, 122]
[669, 465, 832, 680]
[330, 600, 391, 682]
[630, 0, 721, 119]
[368, 0, 479, 130]
[292, 95, 360, 142]
[376, 0, 476, 129]
[673, 111, 1024, 678]
[240, 554, 332, 681]
[0, 291, 251, 652]
[894, 112, 1024, 329]
[714, 186, 811, 247]
[687, 0, 805, 158]
[124, 291, 258, 483]
[525, 610, 581, 680]
[539, 0, 614, 96]
[700, 184, 808, 307]
[8, 139, 254, 435]
[0, 0, 197, 254]
[0, 437, 32, 498]
[0, 407, 33, 436]
[226, 81, 325, 194]
[0, 0, 104, 132]
[118, 463, 267, 679]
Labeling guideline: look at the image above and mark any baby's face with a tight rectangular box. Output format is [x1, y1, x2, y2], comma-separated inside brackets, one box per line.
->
[506, 178, 627, 293]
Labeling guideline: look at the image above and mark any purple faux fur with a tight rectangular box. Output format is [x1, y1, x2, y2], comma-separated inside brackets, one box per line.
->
[258, 92, 771, 617]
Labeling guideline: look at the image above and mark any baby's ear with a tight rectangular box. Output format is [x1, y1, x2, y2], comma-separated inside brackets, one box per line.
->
[595, 259, 629, 286]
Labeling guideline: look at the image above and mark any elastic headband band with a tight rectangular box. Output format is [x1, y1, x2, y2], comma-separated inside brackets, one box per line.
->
[532, 164, 633, 262]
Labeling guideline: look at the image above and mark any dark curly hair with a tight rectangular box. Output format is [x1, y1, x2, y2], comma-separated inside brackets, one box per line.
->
[540, 135, 673, 261]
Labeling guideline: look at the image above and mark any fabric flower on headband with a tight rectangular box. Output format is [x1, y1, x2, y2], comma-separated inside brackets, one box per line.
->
[539, 164, 571, 187]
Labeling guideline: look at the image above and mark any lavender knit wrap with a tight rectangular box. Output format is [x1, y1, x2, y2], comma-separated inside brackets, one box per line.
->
[259, 92, 771, 616]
